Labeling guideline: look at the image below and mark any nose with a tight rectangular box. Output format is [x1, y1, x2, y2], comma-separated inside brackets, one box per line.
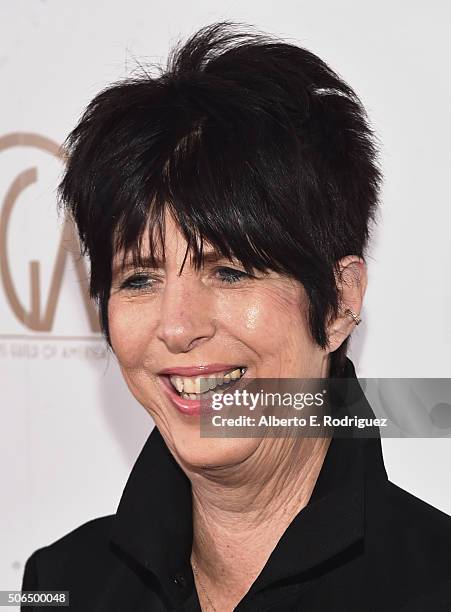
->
[155, 276, 216, 354]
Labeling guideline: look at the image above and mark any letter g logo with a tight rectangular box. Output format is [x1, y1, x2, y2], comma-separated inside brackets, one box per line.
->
[0, 132, 99, 333]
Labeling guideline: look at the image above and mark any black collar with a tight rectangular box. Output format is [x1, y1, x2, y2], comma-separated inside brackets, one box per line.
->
[109, 356, 388, 607]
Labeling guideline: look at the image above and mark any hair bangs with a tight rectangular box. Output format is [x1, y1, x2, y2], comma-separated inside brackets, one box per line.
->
[110, 110, 305, 281]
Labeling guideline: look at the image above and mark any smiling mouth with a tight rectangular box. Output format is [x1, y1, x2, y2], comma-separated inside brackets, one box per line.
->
[166, 366, 247, 400]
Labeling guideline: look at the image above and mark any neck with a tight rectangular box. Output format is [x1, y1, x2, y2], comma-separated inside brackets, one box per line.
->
[187, 435, 331, 607]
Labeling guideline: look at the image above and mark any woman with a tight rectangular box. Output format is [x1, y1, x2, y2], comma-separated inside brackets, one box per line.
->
[22, 22, 451, 611]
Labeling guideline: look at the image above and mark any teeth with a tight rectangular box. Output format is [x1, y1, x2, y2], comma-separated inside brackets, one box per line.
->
[181, 388, 228, 400]
[172, 377, 184, 393]
[169, 367, 245, 396]
[208, 375, 219, 390]
[184, 377, 200, 394]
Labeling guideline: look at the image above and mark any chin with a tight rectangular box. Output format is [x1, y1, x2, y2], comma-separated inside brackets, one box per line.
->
[163, 423, 260, 471]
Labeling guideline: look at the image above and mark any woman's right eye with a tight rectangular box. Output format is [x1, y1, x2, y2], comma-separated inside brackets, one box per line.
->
[120, 273, 155, 292]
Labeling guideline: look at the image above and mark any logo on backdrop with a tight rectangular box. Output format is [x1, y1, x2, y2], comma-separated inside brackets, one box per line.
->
[0, 132, 105, 361]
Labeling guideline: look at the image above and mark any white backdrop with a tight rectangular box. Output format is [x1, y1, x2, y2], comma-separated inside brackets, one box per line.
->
[1, 0, 450, 595]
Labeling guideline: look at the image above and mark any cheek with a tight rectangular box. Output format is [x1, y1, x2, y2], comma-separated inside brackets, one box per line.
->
[217, 285, 308, 349]
[108, 298, 157, 369]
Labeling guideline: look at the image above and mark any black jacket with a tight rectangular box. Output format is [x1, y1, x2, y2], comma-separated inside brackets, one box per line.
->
[21, 357, 451, 611]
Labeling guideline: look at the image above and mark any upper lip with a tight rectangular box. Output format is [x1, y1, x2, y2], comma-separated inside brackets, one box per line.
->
[157, 363, 244, 377]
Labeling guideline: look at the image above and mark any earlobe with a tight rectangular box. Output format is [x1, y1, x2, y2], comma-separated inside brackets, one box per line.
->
[326, 318, 351, 353]
[326, 306, 362, 353]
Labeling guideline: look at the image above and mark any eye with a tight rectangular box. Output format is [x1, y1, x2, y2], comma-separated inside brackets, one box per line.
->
[120, 273, 155, 292]
[214, 266, 251, 284]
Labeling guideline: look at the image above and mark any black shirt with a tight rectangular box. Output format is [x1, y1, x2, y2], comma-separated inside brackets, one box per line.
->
[21, 357, 451, 611]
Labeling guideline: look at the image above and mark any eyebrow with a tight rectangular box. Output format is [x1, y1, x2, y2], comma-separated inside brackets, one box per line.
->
[111, 251, 235, 275]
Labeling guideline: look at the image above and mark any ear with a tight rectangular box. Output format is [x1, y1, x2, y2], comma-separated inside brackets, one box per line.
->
[326, 255, 367, 353]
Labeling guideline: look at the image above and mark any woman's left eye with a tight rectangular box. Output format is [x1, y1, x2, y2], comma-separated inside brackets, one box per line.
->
[214, 267, 250, 284]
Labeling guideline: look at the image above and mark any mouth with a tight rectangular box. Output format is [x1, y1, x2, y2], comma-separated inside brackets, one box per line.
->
[165, 366, 247, 399]
[157, 365, 248, 416]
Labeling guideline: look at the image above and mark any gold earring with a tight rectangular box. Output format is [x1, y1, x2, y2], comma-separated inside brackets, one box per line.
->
[344, 308, 362, 326]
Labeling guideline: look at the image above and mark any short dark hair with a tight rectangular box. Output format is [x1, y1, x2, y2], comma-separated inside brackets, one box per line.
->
[58, 21, 381, 377]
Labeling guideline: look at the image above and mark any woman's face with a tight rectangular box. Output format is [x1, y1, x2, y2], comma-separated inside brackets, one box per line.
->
[108, 211, 330, 469]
